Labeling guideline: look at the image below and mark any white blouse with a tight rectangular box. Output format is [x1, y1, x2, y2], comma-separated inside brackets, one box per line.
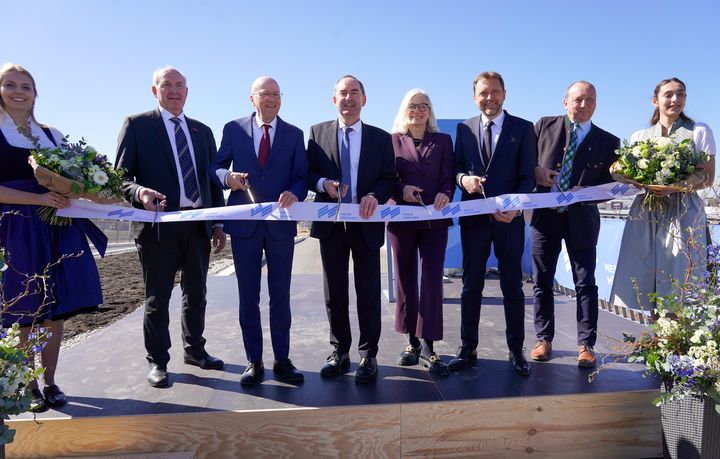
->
[630, 121, 716, 156]
[0, 113, 63, 149]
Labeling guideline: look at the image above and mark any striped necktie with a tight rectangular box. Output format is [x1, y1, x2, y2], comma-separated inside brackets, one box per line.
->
[170, 117, 200, 203]
[558, 122, 579, 192]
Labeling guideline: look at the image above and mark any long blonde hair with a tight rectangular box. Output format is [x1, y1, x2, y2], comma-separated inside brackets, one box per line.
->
[0, 63, 39, 123]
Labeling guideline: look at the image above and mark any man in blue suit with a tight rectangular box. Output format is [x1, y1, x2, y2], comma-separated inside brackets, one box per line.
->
[210, 76, 308, 386]
[449, 71, 537, 376]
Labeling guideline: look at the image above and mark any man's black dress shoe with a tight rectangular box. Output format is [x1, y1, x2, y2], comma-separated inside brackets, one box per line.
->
[320, 351, 350, 378]
[397, 345, 421, 366]
[355, 357, 378, 384]
[448, 346, 477, 371]
[509, 349, 530, 376]
[184, 353, 224, 370]
[147, 363, 169, 388]
[43, 384, 67, 407]
[240, 362, 264, 386]
[273, 358, 304, 383]
[419, 353, 450, 376]
[29, 388, 48, 413]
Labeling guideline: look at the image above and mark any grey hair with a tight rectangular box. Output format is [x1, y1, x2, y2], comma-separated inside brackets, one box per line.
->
[152, 66, 186, 86]
[391, 88, 438, 134]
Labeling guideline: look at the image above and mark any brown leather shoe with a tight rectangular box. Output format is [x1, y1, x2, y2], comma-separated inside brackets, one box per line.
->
[578, 344, 596, 368]
[530, 340, 552, 361]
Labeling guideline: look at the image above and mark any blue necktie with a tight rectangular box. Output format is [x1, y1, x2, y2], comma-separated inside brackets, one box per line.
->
[170, 117, 200, 203]
[340, 127, 353, 203]
[558, 122, 579, 192]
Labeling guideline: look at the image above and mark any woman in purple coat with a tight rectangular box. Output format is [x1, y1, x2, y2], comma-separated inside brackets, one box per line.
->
[388, 89, 454, 375]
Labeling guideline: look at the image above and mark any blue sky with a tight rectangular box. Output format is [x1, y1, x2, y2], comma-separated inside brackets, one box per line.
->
[7, 0, 719, 164]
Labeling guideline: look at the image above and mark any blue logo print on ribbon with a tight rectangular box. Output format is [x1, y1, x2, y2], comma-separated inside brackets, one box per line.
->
[250, 204, 273, 217]
[611, 183, 630, 195]
[180, 209, 204, 220]
[317, 205, 339, 219]
[380, 207, 401, 219]
[441, 204, 461, 216]
[502, 196, 520, 209]
[556, 192, 574, 205]
[107, 209, 135, 218]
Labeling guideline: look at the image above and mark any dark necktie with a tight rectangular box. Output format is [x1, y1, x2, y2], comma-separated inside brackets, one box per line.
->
[340, 127, 353, 203]
[482, 120, 494, 167]
[258, 123, 270, 168]
[169, 117, 199, 203]
[558, 123, 579, 192]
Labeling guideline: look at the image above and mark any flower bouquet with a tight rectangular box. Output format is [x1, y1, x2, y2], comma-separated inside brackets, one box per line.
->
[610, 137, 709, 210]
[621, 243, 720, 411]
[29, 137, 126, 225]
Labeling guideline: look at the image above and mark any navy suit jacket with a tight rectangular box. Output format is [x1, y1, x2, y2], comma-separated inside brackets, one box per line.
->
[209, 114, 308, 240]
[115, 109, 224, 241]
[531, 115, 620, 248]
[307, 120, 397, 248]
[453, 111, 537, 230]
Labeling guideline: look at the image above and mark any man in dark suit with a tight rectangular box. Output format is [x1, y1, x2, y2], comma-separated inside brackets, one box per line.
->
[209, 76, 307, 386]
[115, 66, 226, 388]
[530, 81, 619, 368]
[449, 71, 537, 376]
[307, 75, 397, 383]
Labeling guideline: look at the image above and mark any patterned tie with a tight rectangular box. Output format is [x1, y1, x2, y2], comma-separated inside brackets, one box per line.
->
[482, 120, 494, 167]
[558, 122, 579, 192]
[169, 117, 199, 202]
[258, 123, 270, 168]
[340, 127, 353, 203]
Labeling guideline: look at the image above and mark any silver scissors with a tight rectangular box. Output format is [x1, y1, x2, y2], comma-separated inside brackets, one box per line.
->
[246, 185, 256, 205]
[469, 169, 492, 222]
[151, 198, 161, 238]
[334, 181, 343, 223]
[413, 191, 433, 229]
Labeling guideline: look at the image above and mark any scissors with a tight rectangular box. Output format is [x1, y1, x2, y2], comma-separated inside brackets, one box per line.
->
[151, 198, 161, 239]
[469, 169, 492, 222]
[334, 181, 343, 223]
[246, 185, 256, 205]
[413, 191, 433, 229]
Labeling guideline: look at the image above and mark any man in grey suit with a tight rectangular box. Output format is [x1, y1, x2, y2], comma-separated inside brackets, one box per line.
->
[115, 66, 226, 388]
[306, 75, 397, 383]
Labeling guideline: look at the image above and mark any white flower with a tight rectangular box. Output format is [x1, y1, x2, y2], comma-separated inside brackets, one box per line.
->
[656, 137, 673, 147]
[92, 170, 109, 186]
[631, 146, 643, 157]
[637, 159, 649, 170]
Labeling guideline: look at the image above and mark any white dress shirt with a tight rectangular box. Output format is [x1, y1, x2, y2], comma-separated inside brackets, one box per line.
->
[316, 119, 363, 204]
[158, 107, 202, 208]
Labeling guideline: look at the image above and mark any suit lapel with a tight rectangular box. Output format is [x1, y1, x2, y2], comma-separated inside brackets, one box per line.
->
[328, 120, 340, 169]
[151, 110, 178, 179]
[240, 116, 259, 168]
[399, 134, 422, 169]
[418, 133, 434, 160]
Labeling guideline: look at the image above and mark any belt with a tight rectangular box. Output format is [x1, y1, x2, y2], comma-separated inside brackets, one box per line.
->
[179, 206, 197, 211]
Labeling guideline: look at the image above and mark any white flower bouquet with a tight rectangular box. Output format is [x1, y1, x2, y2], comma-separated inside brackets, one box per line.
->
[29, 137, 126, 224]
[610, 137, 709, 210]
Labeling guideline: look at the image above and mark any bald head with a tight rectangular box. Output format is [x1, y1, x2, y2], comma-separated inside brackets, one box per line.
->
[250, 76, 281, 123]
[563, 81, 597, 123]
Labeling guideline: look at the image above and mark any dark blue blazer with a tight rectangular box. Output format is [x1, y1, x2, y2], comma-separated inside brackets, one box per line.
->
[307, 120, 397, 248]
[453, 111, 537, 229]
[210, 114, 308, 240]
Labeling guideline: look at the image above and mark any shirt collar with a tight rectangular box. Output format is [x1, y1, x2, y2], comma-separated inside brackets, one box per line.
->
[254, 113, 278, 130]
[159, 107, 186, 123]
[339, 118, 362, 132]
[482, 110, 505, 128]
[567, 116, 592, 133]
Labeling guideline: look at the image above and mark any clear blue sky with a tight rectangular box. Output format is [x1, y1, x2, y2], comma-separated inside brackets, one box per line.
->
[7, 0, 719, 166]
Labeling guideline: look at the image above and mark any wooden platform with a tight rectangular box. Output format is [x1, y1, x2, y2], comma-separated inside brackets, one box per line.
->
[8, 390, 660, 458]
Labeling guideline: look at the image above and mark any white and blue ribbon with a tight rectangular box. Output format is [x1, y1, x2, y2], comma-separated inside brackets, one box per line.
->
[57, 182, 641, 223]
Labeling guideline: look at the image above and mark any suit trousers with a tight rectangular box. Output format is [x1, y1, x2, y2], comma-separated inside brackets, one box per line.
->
[387, 225, 448, 340]
[460, 221, 526, 352]
[231, 222, 294, 363]
[319, 223, 381, 358]
[531, 210, 598, 346]
[136, 221, 210, 366]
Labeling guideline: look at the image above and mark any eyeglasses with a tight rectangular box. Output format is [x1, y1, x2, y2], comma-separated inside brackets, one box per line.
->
[255, 91, 282, 100]
[408, 103, 429, 112]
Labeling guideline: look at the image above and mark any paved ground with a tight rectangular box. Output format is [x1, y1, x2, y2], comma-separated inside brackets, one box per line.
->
[15, 236, 655, 420]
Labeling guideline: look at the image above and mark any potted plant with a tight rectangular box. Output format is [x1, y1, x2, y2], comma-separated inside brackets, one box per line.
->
[622, 243, 720, 458]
